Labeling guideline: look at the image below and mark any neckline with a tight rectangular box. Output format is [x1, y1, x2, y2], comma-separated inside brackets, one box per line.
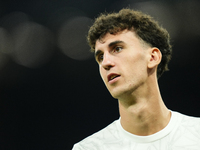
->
[116, 111, 179, 143]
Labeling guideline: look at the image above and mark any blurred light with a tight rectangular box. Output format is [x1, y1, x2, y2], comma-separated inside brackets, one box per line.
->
[132, 1, 179, 39]
[57, 16, 93, 60]
[0, 11, 55, 68]
[11, 22, 55, 68]
[0, 27, 12, 54]
[0, 12, 30, 30]
[47, 7, 87, 32]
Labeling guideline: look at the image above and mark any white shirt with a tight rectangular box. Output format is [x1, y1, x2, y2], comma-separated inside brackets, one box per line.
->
[72, 111, 200, 150]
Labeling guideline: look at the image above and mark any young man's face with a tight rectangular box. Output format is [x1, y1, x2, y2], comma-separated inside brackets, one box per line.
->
[94, 30, 152, 99]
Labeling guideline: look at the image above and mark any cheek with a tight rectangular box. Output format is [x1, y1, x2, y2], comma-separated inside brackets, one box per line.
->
[126, 56, 148, 77]
[99, 67, 106, 82]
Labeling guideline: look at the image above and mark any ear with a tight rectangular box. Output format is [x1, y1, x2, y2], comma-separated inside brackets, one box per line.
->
[147, 48, 162, 69]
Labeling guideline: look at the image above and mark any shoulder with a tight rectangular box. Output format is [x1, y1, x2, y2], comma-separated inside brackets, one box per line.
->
[72, 119, 121, 150]
[172, 111, 200, 134]
[173, 111, 200, 124]
[169, 111, 200, 146]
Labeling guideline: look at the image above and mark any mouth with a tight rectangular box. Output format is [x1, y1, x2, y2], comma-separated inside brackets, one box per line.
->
[108, 73, 120, 82]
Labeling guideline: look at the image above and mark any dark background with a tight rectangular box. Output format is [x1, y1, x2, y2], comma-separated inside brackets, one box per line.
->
[0, 0, 200, 149]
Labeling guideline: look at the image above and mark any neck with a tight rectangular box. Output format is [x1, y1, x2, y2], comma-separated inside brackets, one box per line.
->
[118, 77, 171, 136]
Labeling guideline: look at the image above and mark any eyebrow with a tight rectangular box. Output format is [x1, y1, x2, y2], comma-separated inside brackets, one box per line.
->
[94, 40, 124, 58]
[108, 40, 124, 47]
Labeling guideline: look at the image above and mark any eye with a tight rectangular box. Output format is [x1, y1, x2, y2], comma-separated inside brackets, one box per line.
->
[113, 46, 122, 53]
[97, 54, 103, 63]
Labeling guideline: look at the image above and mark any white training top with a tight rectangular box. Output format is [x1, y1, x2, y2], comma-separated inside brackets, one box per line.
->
[72, 111, 200, 150]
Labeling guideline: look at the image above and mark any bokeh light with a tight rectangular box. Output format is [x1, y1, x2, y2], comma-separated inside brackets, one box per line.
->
[57, 16, 93, 60]
[133, 1, 179, 39]
[11, 22, 55, 68]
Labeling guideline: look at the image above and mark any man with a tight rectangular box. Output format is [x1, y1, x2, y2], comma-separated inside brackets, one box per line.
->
[72, 8, 200, 149]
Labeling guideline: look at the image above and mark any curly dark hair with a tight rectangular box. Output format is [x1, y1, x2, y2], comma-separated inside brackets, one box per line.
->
[87, 8, 172, 78]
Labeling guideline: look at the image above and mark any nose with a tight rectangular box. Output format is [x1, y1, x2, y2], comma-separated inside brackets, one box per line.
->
[101, 53, 115, 70]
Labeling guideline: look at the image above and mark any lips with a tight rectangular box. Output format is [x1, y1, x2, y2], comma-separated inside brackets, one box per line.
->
[107, 73, 120, 82]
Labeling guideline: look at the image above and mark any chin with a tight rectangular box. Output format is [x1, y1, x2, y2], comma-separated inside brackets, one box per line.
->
[110, 86, 135, 100]
[109, 90, 119, 99]
[110, 94, 118, 99]
[109, 89, 125, 99]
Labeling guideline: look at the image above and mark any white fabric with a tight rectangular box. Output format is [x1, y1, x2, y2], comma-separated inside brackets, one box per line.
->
[72, 111, 200, 150]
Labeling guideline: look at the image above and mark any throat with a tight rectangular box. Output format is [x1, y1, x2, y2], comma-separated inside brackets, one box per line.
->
[119, 100, 171, 136]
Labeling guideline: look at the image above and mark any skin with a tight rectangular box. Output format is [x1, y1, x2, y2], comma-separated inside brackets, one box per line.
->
[95, 30, 171, 136]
